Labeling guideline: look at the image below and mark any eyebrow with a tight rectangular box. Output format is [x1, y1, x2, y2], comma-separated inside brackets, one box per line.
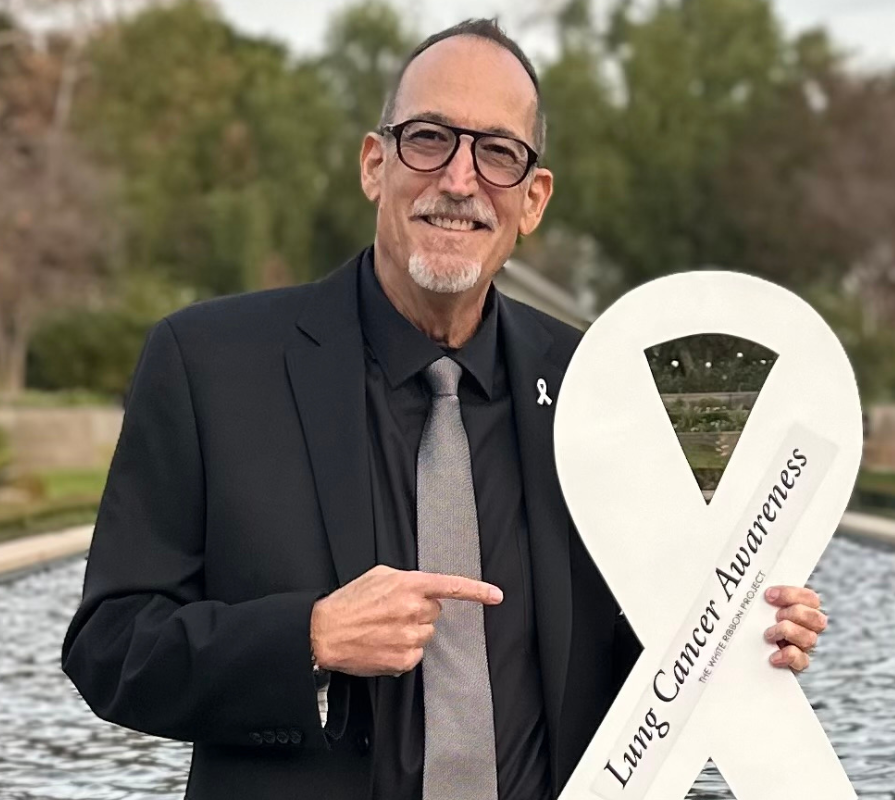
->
[410, 111, 524, 141]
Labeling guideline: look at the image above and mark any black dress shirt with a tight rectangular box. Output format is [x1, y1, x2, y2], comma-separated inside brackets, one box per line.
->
[358, 250, 552, 800]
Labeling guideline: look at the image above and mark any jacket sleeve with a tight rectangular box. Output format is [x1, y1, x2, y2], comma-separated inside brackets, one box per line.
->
[61, 318, 344, 749]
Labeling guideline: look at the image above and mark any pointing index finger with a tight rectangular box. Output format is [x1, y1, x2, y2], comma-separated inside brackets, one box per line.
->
[417, 572, 503, 604]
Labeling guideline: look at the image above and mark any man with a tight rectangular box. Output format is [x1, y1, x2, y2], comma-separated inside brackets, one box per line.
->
[62, 19, 827, 800]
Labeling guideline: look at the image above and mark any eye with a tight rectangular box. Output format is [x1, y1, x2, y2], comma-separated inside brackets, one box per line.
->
[405, 125, 451, 143]
[479, 139, 525, 164]
[483, 143, 519, 159]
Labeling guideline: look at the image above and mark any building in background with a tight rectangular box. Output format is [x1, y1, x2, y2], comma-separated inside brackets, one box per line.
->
[495, 259, 596, 330]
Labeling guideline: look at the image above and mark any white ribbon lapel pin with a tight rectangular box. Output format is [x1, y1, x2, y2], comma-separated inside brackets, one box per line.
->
[537, 378, 553, 406]
[554, 272, 861, 800]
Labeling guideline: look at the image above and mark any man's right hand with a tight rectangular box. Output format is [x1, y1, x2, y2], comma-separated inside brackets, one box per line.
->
[309, 565, 503, 677]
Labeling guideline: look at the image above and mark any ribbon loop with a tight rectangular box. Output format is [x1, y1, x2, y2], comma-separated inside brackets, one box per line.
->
[555, 272, 862, 800]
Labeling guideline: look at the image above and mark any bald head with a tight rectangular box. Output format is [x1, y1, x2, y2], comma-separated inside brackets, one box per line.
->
[380, 19, 546, 155]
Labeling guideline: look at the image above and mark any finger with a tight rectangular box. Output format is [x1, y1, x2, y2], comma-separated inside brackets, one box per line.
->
[416, 572, 503, 604]
[764, 585, 820, 609]
[776, 603, 828, 633]
[417, 622, 437, 646]
[396, 646, 424, 676]
[764, 620, 818, 652]
[417, 598, 443, 624]
[770, 644, 810, 672]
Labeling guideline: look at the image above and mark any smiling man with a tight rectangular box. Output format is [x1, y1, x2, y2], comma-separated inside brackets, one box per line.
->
[62, 19, 828, 800]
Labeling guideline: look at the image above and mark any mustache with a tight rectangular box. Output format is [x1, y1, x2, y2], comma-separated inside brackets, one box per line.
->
[411, 197, 497, 230]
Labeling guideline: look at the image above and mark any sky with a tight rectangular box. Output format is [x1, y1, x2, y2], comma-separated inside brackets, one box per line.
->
[216, 0, 895, 70]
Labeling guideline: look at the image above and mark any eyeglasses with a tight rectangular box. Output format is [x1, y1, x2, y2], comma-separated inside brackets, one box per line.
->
[379, 119, 539, 189]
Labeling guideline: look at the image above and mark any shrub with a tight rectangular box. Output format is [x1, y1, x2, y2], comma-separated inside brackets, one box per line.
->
[0, 427, 11, 478]
[26, 273, 196, 400]
[27, 309, 154, 399]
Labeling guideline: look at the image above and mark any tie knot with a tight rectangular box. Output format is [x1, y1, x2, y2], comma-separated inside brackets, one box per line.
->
[424, 356, 462, 397]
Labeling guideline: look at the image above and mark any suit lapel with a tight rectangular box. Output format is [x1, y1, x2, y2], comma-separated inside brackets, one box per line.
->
[285, 266, 576, 763]
[285, 258, 376, 587]
[499, 295, 573, 772]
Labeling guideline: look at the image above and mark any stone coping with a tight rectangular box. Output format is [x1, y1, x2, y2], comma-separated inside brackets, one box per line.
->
[0, 525, 93, 582]
[0, 513, 892, 582]
[838, 510, 895, 547]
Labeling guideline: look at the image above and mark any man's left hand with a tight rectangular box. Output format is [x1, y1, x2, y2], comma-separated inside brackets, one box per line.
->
[763, 585, 826, 672]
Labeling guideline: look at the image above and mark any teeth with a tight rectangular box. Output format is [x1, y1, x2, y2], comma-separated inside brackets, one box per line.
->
[428, 216, 476, 231]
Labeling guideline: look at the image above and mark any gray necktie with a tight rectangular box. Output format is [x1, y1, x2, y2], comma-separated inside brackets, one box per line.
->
[417, 356, 499, 800]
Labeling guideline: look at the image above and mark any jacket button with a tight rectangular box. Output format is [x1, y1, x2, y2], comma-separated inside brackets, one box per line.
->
[355, 730, 371, 754]
[289, 729, 303, 745]
[262, 730, 276, 744]
[276, 729, 289, 745]
[249, 731, 263, 745]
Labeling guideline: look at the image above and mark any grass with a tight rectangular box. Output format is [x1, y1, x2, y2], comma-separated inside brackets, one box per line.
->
[855, 469, 895, 496]
[677, 436, 738, 470]
[0, 467, 107, 544]
[39, 467, 109, 500]
[0, 389, 118, 408]
[1, 463, 894, 547]
[0, 500, 100, 544]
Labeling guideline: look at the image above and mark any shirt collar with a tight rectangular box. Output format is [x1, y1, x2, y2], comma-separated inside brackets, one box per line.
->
[359, 248, 498, 400]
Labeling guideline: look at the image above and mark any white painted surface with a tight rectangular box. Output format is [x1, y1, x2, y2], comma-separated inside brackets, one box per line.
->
[555, 272, 862, 799]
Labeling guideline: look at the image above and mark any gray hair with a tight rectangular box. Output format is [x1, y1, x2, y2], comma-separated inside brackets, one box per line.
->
[379, 18, 547, 156]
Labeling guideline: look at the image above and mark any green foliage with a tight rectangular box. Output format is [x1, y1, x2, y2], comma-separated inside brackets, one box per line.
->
[1, 390, 116, 408]
[73, 0, 415, 293]
[541, 0, 852, 289]
[312, 1, 414, 270]
[0, 467, 106, 541]
[646, 333, 776, 393]
[807, 286, 895, 403]
[0, 426, 11, 477]
[37, 467, 109, 501]
[666, 399, 750, 432]
[855, 470, 895, 498]
[851, 470, 895, 516]
[0, 497, 100, 543]
[26, 271, 196, 398]
[27, 309, 152, 398]
[8, 0, 890, 403]
[78, 0, 341, 292]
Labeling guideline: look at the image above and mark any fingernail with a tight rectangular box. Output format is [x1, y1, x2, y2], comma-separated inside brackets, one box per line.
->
[489, 587, 503, 603]
[771, 651, 785, 665]
[764, 626, 777, 641]
[766, 588, 780, 601]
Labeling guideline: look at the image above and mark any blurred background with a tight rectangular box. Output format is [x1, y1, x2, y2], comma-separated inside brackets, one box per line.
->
[0, 1, 893, 798]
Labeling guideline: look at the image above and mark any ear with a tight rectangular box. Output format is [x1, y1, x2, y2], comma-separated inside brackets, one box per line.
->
[518, 167, 554, 237]
[360, 133, 386, 203]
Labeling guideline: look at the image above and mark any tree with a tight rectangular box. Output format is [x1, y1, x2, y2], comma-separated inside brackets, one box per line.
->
[311, 1, 414, 272]
[0, 15, 115, 395]
[542, 0, 796, 286]
[77, 0, 338, 294]
[534, 0, 888, 295]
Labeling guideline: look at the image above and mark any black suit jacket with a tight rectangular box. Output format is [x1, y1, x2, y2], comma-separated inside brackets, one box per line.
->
[62, 251, 639, 800]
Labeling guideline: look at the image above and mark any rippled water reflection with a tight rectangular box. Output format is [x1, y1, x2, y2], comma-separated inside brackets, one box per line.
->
[1, 534, 893, 799]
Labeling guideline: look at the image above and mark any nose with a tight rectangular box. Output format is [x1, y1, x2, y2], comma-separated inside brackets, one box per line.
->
[436, 134, 479, 198]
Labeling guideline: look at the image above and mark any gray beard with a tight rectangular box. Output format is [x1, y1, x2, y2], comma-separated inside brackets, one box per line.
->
[408, 253, 482, 294]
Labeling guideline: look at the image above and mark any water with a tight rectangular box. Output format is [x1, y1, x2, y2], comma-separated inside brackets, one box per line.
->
[1, 535, 893, 799]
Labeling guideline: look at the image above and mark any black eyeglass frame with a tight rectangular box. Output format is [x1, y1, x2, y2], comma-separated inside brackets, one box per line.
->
[379, 118, 540, 189]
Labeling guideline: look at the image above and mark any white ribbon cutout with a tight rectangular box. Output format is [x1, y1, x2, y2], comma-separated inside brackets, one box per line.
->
[555, 272, 862, 800]
[538, 378, 553, 406]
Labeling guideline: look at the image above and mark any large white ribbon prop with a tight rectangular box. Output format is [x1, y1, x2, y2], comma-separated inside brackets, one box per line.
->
[555, 272, 861, 800]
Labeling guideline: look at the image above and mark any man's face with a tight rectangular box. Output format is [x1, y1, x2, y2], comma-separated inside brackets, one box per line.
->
[361, 36, 553, 296]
